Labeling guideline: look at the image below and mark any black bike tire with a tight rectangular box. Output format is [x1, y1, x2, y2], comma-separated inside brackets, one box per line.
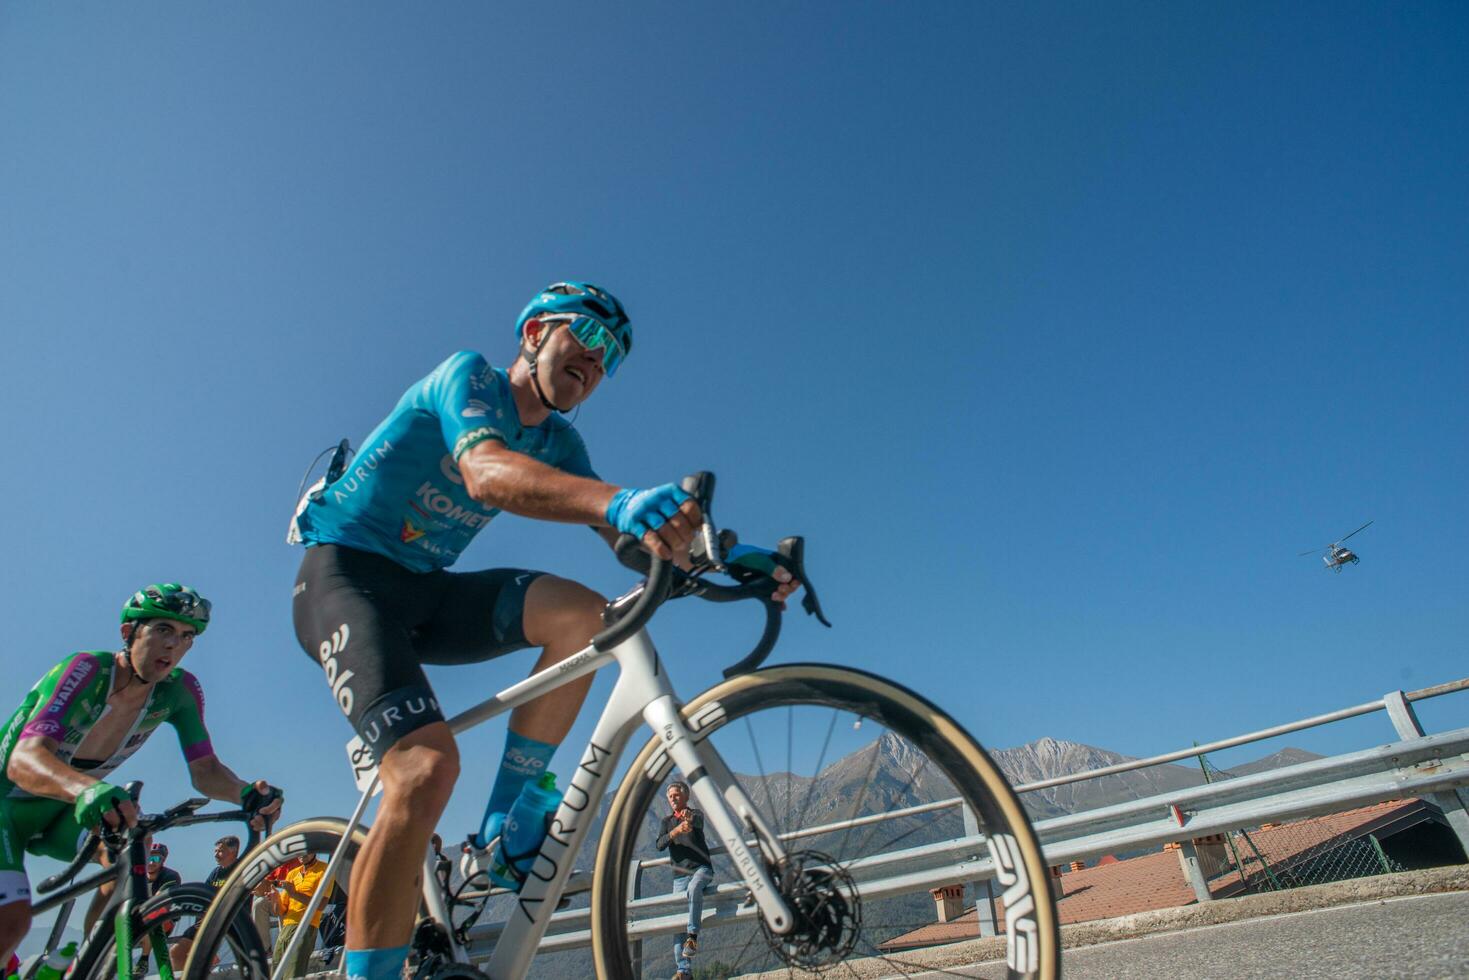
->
[590, 664, 1061, 980]
[70, 882, 266, 980]
[180, 818, 367, 980]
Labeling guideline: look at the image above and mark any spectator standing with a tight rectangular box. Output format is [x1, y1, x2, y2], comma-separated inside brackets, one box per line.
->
[145, 842, 183, 895]
[252, 858, 300, 949]
[170, 836, 241, 970]
[269, 852, 326, 979]
[83, 837, 178, 938]
[654, 781, 714, 980]
[204, 836, 242, 889]
[116, 841, 183, 973]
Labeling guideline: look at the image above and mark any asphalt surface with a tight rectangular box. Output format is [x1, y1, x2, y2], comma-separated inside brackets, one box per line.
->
[906, 891, 1469, 980]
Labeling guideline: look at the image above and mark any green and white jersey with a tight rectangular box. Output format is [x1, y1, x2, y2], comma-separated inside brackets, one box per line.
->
[0, 651, 215, 801]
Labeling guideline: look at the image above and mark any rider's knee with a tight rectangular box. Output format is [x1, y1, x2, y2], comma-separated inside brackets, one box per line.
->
[380, 726, 460, 810]
[525, 575, 607, 644]
[0, 901, 31, 954]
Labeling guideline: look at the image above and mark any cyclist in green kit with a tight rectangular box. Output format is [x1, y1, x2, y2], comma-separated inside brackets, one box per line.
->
[0, 584, 283, 964]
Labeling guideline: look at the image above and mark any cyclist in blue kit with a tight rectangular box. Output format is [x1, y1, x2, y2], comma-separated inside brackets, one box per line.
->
[288, 282, 800, 980]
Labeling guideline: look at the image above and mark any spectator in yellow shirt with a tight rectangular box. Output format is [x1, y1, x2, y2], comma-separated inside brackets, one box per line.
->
[268, 851, 326, 978]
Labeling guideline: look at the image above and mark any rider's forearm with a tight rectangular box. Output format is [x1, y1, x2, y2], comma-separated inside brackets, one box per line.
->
[188, 756, 248, 802]
[6, 738, 99, 803]
[459, 443, 617, 524]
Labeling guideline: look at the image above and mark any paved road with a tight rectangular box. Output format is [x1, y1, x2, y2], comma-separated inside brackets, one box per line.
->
[903, 891, 1469, 980]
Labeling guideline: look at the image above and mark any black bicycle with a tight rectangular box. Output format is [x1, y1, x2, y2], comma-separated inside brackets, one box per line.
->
[23, 783, 270, 980]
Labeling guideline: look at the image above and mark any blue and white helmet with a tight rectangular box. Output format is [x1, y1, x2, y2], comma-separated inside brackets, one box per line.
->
[516, 281, 632, 358]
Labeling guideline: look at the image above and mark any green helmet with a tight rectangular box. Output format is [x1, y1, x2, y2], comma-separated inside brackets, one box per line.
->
[121, 583, 212, 635]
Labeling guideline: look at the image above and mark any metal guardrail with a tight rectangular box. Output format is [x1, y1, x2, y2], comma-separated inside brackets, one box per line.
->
[456, 677, 1469, 957]
[1016, 676, 1469, 792]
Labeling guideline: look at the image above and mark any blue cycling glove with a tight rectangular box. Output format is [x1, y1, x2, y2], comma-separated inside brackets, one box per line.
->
[606, 484, 690, 538]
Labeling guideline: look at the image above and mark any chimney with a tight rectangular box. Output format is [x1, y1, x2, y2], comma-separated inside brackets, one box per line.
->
[1048, 865, 1065, 901]
[1069, 860, 1085, 872]
[929, 884, 964, 923]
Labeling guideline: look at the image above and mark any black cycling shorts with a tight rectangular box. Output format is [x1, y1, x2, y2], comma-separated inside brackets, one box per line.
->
[292, 544, 545, 760]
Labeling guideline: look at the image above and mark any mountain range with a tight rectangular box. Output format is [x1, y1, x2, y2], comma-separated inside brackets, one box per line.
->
[989, 736, 1323, 821]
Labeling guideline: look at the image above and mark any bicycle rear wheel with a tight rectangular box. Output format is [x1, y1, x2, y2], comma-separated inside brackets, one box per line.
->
[592, 664, 1060, 980]
[70, 883, 267, 980]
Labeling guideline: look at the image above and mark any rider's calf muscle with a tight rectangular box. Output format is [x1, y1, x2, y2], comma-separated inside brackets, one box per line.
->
[0, 909, 28, 965]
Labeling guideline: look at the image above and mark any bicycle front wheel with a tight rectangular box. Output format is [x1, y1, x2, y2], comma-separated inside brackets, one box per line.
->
[592, 664, 1060, 980]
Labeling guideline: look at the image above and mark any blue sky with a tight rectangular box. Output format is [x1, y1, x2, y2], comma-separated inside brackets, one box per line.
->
[3, 1, 1466, 926]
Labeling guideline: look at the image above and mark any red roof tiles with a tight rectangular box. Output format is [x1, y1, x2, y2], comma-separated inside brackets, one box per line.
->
[880, 799, 1428, 952]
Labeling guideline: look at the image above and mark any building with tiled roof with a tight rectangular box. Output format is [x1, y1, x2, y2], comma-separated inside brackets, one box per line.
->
[880, 797, 1463, 953]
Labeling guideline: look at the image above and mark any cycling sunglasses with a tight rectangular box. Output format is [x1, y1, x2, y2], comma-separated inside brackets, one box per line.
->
[154, 591, 211, 620]
[555, 315, 628, 378]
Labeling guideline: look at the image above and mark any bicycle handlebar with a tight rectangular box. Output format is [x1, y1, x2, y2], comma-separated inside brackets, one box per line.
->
[35, 782, 269, 897]
[590, 471, 830, 675]
[36, 832, 102, 895]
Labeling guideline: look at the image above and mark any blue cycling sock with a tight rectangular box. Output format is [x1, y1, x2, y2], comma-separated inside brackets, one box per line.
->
[477, 730, 557, 844]
[343, 945, 410, 980]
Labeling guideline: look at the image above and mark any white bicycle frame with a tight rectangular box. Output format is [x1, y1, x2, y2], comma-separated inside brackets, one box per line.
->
[274, 626, 794, 980]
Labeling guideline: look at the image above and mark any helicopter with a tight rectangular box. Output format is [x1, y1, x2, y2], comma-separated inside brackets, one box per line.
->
[1299, 520, 1373, 572]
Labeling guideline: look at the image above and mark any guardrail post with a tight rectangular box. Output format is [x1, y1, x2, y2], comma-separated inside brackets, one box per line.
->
[627, 858, 644, 974]
[1383, 690, 1469, 859]
[1175, 839, 1213, 903]
[961, 803, 998, 937]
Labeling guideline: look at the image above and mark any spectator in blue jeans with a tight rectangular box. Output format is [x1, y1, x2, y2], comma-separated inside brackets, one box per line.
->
[655, 781, 714, 980]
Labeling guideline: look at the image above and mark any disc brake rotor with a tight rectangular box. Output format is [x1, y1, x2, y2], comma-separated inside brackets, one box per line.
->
[757, 849, 862, 969]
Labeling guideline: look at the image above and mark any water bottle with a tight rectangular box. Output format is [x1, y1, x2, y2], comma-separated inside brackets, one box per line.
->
[34, 942, 77, 980]
[489, 773, 562, 890]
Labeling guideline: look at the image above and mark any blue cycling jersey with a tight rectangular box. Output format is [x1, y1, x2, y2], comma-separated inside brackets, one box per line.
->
[290, 351, 597, 572]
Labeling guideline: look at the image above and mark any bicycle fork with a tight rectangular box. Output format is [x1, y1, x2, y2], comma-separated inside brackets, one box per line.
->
[642, 695, 795, 935]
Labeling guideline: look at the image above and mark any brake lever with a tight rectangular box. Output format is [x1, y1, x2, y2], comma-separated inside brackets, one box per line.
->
[776, 536, 831, 627]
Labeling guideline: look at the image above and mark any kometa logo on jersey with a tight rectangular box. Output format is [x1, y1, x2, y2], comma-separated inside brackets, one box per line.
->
[413, 483, 494, 529]
[400, 518, 427, 544]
